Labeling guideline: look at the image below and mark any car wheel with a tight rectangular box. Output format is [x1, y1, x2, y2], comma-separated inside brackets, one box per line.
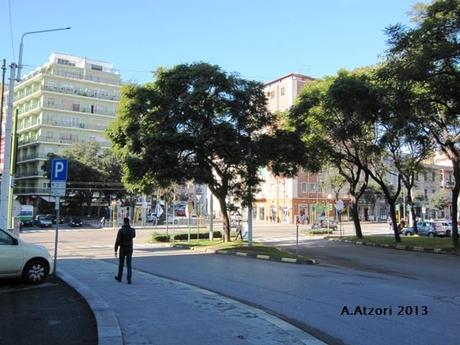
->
[428, 232, 435, 238]
[404, 232, 409, 236]
[23, 259, 49, 284]
[446, 230, 451, 237]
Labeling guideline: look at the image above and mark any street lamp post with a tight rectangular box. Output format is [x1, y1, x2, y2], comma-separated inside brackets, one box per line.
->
[17, 27, 71, 81]
[0, 27, 70, 230]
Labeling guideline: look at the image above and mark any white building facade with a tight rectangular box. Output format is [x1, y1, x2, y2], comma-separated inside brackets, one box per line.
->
[11, 53, 121, 202]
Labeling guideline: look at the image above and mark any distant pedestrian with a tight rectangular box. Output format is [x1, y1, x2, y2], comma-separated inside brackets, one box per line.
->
[235, 220, 243, 240]
[114, 217, 136, 284]
[100, 216, 105, 228]
[387, 216, 393, 231]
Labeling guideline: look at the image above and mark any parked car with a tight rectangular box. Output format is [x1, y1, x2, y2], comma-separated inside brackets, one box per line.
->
[404, 221, 447, 237]
[0, 228, 54, 284]
[34, 215, 53, 228]
[69, 217, 83, 227]
[17, 205, 34, 227]
[45, 214, 64, 225]
[438, 221, 452, 237]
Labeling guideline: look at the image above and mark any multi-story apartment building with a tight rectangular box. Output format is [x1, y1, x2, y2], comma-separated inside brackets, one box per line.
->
[264, 73, 314, 113]
[10, 53, 121, 206]
[414, 154, 456, 220]
[254, 73, 350, 224]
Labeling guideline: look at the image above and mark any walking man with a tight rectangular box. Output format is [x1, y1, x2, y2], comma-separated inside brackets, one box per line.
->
[114, 217, 136, 284]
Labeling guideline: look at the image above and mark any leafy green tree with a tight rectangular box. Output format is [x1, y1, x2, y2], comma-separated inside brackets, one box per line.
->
[289, 73, 374, 238]
[384, 0, 460, 247]
[374, 63, 435, 233]
[107, 63, 304, 241]
[429, 190, 450, 212]
[43, 142, 124, 216]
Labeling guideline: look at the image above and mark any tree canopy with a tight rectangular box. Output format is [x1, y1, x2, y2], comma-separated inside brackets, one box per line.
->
[107, 63, 305, 241]
[383, 0, 460, 247]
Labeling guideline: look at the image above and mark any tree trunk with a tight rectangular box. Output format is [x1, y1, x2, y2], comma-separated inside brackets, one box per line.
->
[389, 202, 401, 242]
[217, 196, 231, 242]
[451, 185, 459, 250]
[350, 198, 363, 238]
[407, 188, 417, 233]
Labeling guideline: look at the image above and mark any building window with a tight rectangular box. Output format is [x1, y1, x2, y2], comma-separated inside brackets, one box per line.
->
[91, 64, 103, 71]
[432, 171, 436, 182]
[270, 91, 275, 99]
[301, 183, 307, 193]
[424, 189, 428, 200]
[424, 172, 427, 181]
[72, 103, 80, 112]
[280, 87, 285, 96]
[416, 173, 419, 181]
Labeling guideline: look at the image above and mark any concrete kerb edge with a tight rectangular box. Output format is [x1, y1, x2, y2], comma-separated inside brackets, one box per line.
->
[56, 268, 123, 345]
[327, 237, 460, 256]
[170, 243, 317, 264]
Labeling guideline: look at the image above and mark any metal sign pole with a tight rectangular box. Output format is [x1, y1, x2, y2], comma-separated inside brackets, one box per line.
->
[53, 196, 60, 274]
[295, 216, 299, 257]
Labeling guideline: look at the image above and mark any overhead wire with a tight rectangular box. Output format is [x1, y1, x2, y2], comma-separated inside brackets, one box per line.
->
[7, 0, 16, 61]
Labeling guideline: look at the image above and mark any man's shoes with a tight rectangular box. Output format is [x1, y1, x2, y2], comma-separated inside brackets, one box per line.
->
[127, 280, 132, 284]
[114, 276, 121, 282]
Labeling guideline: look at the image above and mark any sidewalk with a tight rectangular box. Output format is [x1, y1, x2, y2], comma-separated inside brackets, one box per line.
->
[58, 258, 325, 345]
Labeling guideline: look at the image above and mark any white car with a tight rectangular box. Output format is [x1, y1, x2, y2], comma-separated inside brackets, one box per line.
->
[0, 229, 54, 284]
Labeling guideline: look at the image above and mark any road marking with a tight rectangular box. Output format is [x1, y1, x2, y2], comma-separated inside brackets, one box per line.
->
[0, 282, 59, 294]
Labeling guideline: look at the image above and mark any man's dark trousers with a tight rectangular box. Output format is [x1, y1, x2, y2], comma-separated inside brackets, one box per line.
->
[117, 248, 133, 283]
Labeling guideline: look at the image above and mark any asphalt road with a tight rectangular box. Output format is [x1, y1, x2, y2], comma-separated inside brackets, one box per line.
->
[0, 276, 97, 345]
[19, 223, 460, 345]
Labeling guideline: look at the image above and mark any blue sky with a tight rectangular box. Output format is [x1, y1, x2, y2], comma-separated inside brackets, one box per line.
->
[1, 0, 418, 84]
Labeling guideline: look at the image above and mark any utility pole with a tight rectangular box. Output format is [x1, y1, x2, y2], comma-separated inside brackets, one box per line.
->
[0, 59, 6, 157]
[0, 63, 17, 230]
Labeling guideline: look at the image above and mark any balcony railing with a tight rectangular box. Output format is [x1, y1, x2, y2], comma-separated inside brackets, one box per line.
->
[42, 118, 107, 131]
[18, 135, 109, 147]
[17, 120, 39, 131]
[15, 85, 40, 101]
[42, 84, 119, 101]
[51, 70, 121, 85]
[14, 187, 50, 195]
[17, 138, 39, 146]
[17, 153, 49, 162]
[17, 103, 40, 115]
[15, 171, 45, 178]
[44, 102, 115, 116]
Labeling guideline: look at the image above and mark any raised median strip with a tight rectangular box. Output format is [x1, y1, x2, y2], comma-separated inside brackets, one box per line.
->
[328, 236, 459, 256]
[214, 249, 316, 264]
[170, 240, 318, 264]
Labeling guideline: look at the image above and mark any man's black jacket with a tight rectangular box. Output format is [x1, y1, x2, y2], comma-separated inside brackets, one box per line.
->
[114, 225, 136, 252]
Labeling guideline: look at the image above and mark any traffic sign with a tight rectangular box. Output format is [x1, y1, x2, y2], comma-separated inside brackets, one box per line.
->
[51, 181, 66, 197]
[51, 159, 68, 182]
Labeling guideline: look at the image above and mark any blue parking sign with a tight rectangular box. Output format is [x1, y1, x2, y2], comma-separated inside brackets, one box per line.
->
[51, 159, 68, 181]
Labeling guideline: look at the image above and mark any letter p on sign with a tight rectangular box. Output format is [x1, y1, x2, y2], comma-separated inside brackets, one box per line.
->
[51, 159, 68, 181]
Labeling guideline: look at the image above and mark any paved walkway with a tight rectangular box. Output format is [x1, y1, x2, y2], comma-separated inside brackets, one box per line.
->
[58, 259, 325, 345]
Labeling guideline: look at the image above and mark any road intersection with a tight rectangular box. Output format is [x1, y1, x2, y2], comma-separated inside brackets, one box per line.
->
[18, 222, 460, 345]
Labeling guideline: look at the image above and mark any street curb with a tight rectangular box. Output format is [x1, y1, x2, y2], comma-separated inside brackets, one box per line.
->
[171, 244, 317, 264]
[327, 237, 460, 256]
[57, 268, 123, 345]
[214, 249, 317, 265]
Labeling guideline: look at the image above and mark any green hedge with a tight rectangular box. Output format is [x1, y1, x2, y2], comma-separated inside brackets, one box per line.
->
[308, 229, 333, 235]
[153, 231, 222, 242]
